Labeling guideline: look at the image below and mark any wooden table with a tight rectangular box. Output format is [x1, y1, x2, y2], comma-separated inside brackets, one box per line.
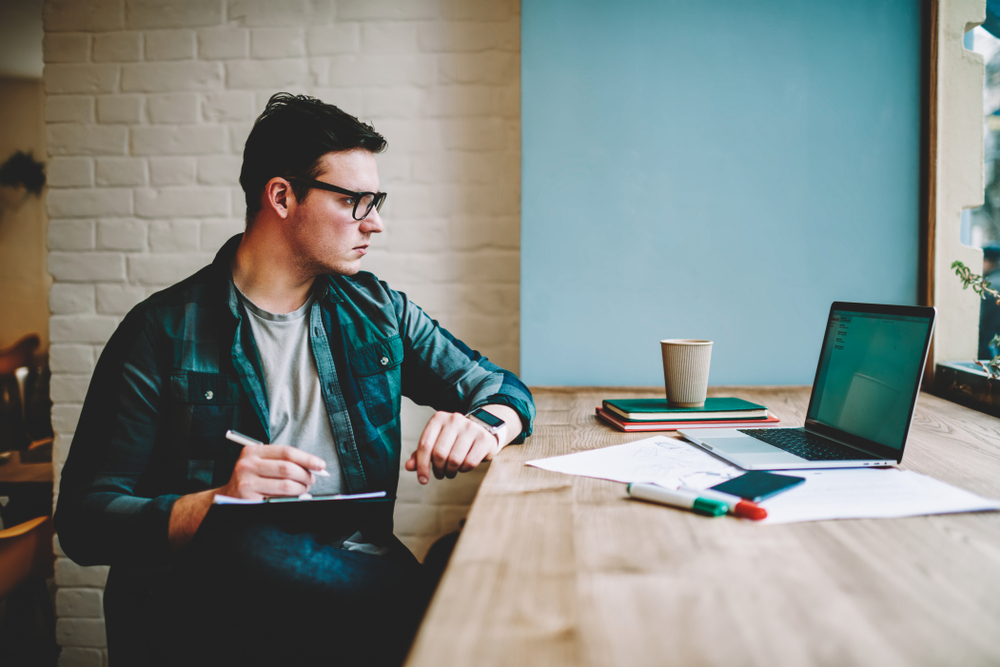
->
[0, 449, 53, 488]
[405, 387, 1000, 667]
[0, 449, 54, 528]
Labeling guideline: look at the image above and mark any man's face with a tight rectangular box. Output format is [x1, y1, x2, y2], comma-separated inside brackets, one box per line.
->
[286, 149, 384, 277]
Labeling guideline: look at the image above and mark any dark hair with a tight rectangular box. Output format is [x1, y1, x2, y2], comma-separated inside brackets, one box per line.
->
[239, 92, 387, 225]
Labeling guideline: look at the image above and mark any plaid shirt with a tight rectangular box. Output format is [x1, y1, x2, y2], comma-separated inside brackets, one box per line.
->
[55, 234, 534, 570]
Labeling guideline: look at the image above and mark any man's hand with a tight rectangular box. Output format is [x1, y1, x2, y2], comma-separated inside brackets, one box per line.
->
[168, 444, 327, 550]
[218, 444, 326, 500]
[405, 405, 520, 484]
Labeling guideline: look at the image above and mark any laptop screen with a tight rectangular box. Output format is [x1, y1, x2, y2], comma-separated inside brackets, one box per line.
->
[806, 306, 934, 452]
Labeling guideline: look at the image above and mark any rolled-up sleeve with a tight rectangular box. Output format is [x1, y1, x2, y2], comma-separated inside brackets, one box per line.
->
[54, 309, 179, 567]
[390, 287, 535, 443]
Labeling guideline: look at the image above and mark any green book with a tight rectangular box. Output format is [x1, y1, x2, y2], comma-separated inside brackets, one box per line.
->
[602, 397, 768, 422]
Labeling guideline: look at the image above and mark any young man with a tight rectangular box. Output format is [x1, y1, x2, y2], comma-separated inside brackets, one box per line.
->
[55, 93, 535, 666]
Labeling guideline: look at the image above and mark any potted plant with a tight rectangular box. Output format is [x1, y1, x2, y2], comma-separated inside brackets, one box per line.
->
[934, 260, 1000, 416]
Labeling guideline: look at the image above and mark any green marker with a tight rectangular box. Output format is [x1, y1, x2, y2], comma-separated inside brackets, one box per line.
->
[627, 483, 729, 517]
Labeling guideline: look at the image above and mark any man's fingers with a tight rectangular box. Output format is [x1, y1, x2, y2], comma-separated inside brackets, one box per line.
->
[413, 411, 505, 483]
[253, 444, 327, 473]
[226, 465, 312, 499]
[255, 477, 310, 498]
[415, 416, 446, 483]
[444, 431, 477, 477]
[224, 444, 322, 499]
[255, 458, 315, 487]
[460, 436, 497, 473]
[429, 415, 466, 479]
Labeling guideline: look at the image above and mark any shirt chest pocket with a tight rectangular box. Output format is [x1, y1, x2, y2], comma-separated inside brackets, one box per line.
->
[167, 372, 244, 490]
[349, 335, 403, 428]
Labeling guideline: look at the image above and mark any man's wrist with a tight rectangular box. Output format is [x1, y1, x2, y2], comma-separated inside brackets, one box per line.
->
[168, 489, 217, 551]
[492, 424, 506, 447]
[466, 407, 507, 447]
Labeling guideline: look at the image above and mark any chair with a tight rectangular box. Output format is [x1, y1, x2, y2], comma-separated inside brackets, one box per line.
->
[0, 515, 54, 599]
[0, 333, 52, 454]
[0, 335, 58, 663]
[0, 515, 58, 665]
[0, 333, 39, 377]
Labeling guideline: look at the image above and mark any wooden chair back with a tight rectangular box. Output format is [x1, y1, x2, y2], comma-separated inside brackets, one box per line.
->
[0, 515, 54, 600]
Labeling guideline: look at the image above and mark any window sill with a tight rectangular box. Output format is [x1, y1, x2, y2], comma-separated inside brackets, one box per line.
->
[934, 362, 1000, 418]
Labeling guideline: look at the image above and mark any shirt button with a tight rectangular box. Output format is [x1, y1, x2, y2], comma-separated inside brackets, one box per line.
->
[380, 356, 389, 366]
[204, 390, 214, 400]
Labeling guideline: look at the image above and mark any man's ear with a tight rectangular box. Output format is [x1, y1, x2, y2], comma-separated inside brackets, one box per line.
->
[263, 177, 294, 219]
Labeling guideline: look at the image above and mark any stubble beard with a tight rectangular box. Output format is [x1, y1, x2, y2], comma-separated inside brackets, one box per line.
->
[294, 244, 361, 278]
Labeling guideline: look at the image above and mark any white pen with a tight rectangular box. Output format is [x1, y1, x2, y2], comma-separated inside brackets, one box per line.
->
[627, 483, 728, 517]
[224, 429, 331, 477]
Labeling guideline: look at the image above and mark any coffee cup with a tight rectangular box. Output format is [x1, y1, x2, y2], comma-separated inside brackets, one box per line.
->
[660, 339, 713, 408]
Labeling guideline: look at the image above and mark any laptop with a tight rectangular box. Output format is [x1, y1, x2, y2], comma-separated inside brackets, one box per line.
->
[679, 302, 936, 470]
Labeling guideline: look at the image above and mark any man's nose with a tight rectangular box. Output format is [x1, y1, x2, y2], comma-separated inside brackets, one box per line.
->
[362, 208, 384, 233]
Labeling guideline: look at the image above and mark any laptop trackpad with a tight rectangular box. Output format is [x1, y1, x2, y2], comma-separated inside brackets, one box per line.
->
[702, 436, 778, 454]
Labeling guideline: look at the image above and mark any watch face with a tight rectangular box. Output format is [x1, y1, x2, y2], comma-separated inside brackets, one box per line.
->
[470, 408, 505, 429]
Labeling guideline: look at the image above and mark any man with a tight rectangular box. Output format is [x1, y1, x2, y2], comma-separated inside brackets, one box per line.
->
[55, 93, 535, 666]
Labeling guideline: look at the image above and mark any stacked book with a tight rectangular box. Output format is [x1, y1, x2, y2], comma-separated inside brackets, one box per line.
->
[596, 397, 779, 432]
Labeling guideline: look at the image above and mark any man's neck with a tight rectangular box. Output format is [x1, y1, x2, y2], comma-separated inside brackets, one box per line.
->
[231, 229, 316, 315]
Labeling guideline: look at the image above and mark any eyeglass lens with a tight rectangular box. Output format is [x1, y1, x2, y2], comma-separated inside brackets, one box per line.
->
[356, 193, 376, 219]
[354, 192, 386, 220]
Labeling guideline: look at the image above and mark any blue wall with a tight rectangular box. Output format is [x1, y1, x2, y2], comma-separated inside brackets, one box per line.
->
[521, 0, 924, 386]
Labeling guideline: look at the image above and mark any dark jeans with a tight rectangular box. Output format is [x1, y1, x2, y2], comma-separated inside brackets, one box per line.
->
[135, 508, 431, 667]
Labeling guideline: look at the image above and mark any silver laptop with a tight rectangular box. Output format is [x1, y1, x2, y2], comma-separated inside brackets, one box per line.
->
[680, 302, 936, 470]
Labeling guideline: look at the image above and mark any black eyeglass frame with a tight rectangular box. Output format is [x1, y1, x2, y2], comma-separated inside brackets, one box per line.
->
[287, 177, 387, 221]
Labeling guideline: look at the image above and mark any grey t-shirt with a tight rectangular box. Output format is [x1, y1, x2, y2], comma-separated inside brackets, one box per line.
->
[238, 286, 388, 555]
[239, 288, 346, 496]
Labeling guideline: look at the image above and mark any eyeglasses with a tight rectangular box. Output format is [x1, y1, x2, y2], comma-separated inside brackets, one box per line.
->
[288, 177, 387, 221]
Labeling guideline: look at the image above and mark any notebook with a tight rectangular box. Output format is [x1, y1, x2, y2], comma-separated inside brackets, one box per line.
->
[602, 397, 768, 421]
[679, 302, 936, 470]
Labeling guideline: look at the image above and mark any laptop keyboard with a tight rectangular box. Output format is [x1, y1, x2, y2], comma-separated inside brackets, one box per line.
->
[738, 428, 880, 461]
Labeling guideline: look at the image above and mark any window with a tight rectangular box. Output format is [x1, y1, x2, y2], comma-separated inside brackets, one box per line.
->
[963, 27, 1000, 361]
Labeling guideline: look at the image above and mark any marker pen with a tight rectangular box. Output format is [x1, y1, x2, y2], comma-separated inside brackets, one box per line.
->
[225, 429, 330, 477]
[678, 485, 767, 521]
[627, 483, 728, 517]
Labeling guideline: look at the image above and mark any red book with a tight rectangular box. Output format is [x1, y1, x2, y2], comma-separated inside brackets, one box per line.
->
[595, 407, 780, 432]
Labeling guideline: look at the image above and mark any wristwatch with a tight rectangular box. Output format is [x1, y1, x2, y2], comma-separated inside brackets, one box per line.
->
[466, 407, 507, 446]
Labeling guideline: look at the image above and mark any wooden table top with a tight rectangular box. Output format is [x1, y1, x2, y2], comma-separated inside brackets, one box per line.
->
[405, 386, 1000, 667]
[0, 449, 53, 485]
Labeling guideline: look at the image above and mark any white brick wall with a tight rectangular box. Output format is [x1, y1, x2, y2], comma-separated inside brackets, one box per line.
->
[44, 1, 521, 663]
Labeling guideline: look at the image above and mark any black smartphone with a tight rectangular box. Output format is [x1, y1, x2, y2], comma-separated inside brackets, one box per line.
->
[709, 471, 805, 502]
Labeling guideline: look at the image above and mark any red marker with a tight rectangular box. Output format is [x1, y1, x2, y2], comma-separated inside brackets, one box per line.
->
[678, 485, 767, 520]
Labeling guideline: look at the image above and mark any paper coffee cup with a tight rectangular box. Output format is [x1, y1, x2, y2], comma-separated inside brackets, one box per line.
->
[661, 339, 713, 408]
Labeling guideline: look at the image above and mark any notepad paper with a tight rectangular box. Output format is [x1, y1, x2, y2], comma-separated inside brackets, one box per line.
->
[213, 491, 387, 505]
[526, 436, 1000, 523]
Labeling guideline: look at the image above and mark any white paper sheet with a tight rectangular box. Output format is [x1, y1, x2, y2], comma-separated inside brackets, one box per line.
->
[737, 468, 1000, 524]
[213, 491, 387, 505]
[526, 437, 1000, 524]
[525, 436, 743, 489]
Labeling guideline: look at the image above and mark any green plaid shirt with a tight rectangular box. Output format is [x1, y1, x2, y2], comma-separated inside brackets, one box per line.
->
[55, 234, 534, 569]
